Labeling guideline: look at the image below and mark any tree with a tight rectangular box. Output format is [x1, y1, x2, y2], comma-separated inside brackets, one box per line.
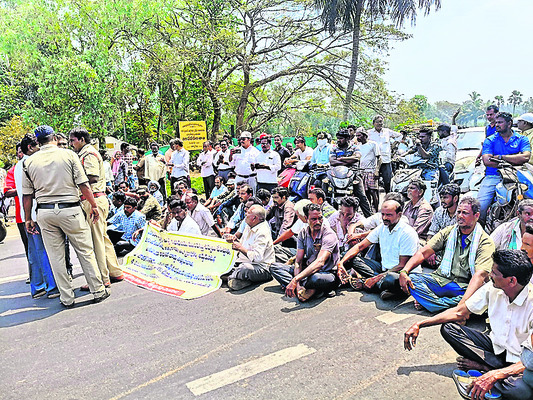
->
[459, 91, 485, 126]
[494, 95, 504, 108]
[508, 90, 523, 115]
[314, 0, 440, 120]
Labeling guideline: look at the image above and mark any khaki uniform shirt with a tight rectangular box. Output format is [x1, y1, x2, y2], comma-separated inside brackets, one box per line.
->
[22, 144, 88, 204]
[522, 128, 533, 166]
[78, 144, 105, 193]
[427, 225, 495, 288]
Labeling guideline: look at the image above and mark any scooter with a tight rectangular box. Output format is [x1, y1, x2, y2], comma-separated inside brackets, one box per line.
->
[391, 154, 440, 208]
[287, 161, 313, 202]
[485, 162, 533, 233]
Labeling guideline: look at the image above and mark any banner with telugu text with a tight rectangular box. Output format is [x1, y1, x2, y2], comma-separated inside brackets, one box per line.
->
[122, 223, 236, 299]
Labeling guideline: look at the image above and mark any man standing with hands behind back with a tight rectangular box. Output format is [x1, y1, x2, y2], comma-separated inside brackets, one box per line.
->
[69, 127, 123, 291]
[22, 126, 108, 308]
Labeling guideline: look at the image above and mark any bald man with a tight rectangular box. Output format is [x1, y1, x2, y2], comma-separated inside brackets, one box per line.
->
[224, 205, 275, 291]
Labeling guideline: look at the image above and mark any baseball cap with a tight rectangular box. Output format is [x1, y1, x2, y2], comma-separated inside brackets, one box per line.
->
[239, 131, 252, 139]
[34, 125, 55, 139]
[226, 179, 236, 185]
[518, 113, 533, 124]
[259, 133, 268, 139]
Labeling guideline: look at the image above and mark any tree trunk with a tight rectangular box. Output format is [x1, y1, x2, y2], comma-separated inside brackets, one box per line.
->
[342, 0, 363, 121]
[235, 61, 251, 134]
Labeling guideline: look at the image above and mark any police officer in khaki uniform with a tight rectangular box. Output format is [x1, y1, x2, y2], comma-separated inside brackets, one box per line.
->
[22, 126, 108, 307]
[69, 127, 124, 289]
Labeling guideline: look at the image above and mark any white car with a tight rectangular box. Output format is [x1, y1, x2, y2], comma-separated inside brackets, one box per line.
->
[453, 127, 486, 193]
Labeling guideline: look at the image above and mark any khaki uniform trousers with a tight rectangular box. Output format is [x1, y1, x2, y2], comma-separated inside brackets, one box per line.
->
[81, 196, 122, 283]
[37, 206, 105, 305]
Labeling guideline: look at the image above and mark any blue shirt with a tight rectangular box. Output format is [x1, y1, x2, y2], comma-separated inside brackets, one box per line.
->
[210, 184, 227, 199]
[482, 132, 531, 176]
[486, 124, 497, 137]
[310, 144, 331, 166]
[108, 209, 146, 244]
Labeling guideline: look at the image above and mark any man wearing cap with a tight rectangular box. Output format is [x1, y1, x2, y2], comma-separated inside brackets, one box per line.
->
[517, 113, 533, 165]
[330, 129, 373, 218]
[254, 136, 281, 192]
[229, 131, 260, 193]
[69, 127, 123, 291]
[22, 126, 108, 307]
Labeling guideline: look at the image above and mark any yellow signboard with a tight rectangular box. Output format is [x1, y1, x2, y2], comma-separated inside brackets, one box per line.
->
[179, 121, 207, 151]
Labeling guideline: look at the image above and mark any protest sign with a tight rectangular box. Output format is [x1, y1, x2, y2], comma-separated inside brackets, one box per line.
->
[178, 121, 207, 151]
[122, 223, 236, 299]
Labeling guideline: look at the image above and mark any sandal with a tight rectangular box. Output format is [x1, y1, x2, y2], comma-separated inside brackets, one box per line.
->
[349, 277, 365, 291]
[297, 287, 316, 302]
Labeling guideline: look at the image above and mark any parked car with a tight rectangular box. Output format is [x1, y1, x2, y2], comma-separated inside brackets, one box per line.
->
[453, 127, 486, 193]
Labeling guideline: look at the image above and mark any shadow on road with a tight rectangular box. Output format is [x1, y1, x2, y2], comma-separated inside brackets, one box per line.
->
[0, 281, 95, 328]
[397, 362, 456, 379]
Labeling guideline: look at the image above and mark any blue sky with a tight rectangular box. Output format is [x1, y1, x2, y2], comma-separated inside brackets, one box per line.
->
[383, 0, 532, 104]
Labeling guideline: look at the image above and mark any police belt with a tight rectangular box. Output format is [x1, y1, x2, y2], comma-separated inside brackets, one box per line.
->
[36, 202, 81, 210]
[237, 173, 257, 178]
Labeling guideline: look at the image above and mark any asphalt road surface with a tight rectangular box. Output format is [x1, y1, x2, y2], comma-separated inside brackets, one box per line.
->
[1, 223, 479, 399]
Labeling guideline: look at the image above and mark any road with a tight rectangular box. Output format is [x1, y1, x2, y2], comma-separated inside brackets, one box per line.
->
[0, 223, 476, 399]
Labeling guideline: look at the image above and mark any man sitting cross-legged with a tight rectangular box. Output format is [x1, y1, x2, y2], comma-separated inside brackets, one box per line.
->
[224, 205, 275, 291]
[337, 198, 419, 300]
[270, 204, 340, 302]
[399, 196, 495, 312]
[404, 250, 533, 400]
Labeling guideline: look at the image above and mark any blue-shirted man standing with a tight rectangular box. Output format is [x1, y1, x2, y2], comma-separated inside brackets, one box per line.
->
[478, 112, 531, 225]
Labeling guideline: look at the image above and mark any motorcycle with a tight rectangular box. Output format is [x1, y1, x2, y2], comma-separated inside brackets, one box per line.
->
[321, 165, 362, 208]
[391, 154, 440, 208]
[485, 162, 533, 234]
[286, 161, 313, 202]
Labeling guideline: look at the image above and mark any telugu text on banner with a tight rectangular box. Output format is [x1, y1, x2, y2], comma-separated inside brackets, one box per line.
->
[122, 223, 236, 299]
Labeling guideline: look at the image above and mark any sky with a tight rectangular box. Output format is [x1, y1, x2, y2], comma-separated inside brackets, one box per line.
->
[383, 0, 533, 104]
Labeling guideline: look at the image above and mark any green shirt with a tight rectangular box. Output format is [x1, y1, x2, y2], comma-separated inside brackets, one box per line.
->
[427, 225, 495, 288]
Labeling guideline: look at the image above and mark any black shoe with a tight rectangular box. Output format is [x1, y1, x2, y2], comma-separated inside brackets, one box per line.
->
[32, 288, 46, 299]
[61, 301, 75, 309]
[93, 290, 110, 304]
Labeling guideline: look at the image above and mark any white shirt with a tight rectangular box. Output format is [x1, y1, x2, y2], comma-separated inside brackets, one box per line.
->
[197, 149, 216, 177]
[167, 215, 202, 236]
[490, 217, 523, 251]
[356, 140, 381, 171]
[362, 213, 408, 231]
[103, 160, 114, 183]
[367, 128, 402, 163]
[294, 146, 313, 161]
[189, 203, 216, 236]
[466, 282, 533, 362]
[170, 148, 190, 178]
[440, 134, 458, 164]
[14, 156, 36, 221]
[366, 220, 419, 270]
[237, 221, 275, 267]
[230, 145, 260, 176]
[214, 149, 232, 170]
[255, 150, 281, 184]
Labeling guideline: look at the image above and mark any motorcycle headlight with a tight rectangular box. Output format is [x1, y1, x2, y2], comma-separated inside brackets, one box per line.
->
[332, 177, 350, 189]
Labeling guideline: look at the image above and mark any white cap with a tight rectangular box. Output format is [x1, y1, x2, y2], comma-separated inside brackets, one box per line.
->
[518, 113, 533, 124]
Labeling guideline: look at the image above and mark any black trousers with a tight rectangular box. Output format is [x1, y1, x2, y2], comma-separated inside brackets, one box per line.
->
[353, 179, 373, 218]
[441, 323, 533, 400]
[379, 162, 393, 193]
[17, 222, 30, 277]
[203, 175, 216, 198]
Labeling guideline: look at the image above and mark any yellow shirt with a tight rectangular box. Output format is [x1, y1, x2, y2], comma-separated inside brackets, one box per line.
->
[22, 144, 88, 204]
[522, 128, 533, 165]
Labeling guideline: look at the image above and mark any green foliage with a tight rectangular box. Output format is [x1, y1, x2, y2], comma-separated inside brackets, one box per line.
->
[191, 176, 205, 195]
[0, 116, 28, 168]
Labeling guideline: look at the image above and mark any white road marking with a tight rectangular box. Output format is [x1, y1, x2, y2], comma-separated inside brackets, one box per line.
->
[0, 306, 48, 317]
[186, 343, 316, 396]
[0, 292, 28, 299]
[0, 274, 28, 284]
